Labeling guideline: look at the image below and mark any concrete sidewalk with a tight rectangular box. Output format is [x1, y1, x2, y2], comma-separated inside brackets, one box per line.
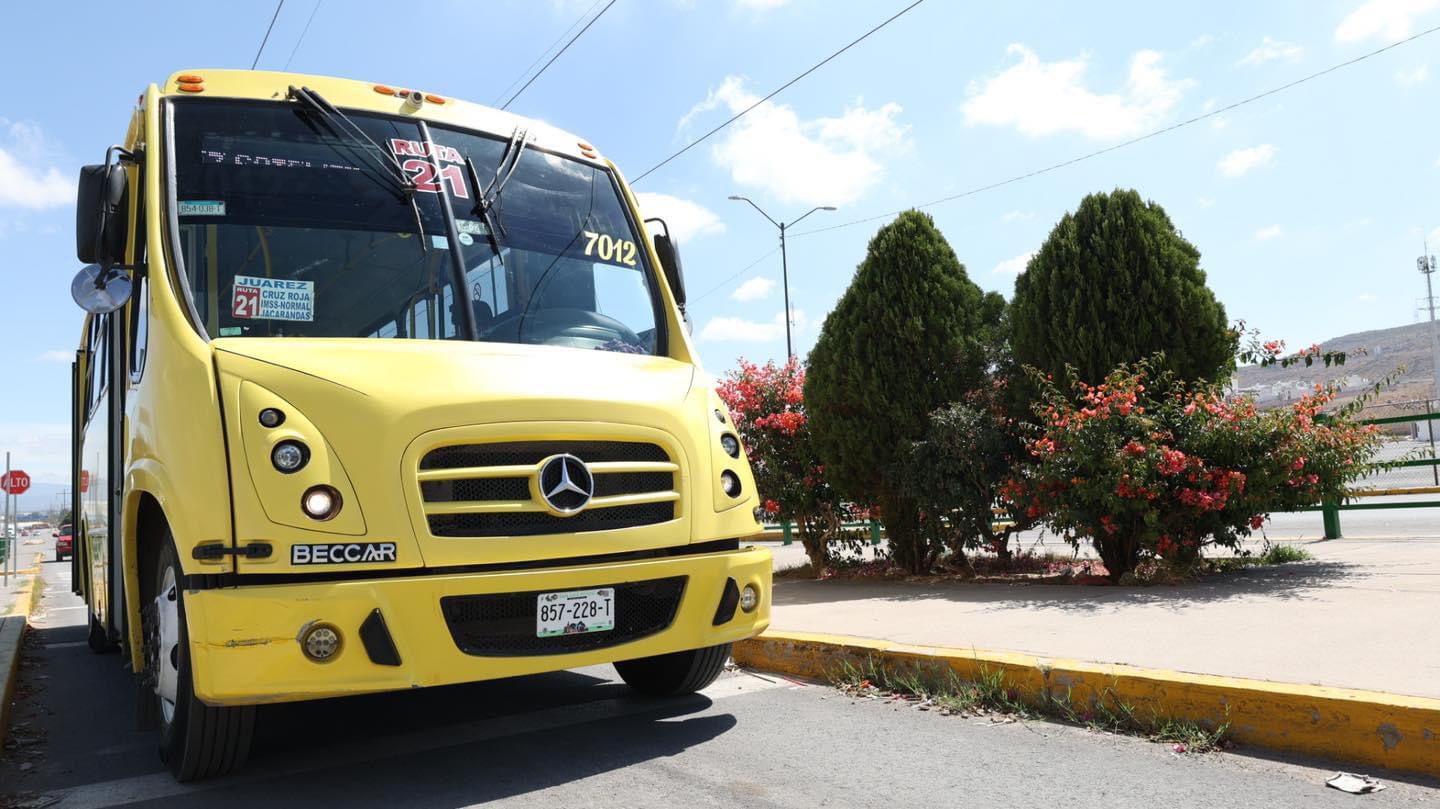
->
[757, 537, 1440, 700]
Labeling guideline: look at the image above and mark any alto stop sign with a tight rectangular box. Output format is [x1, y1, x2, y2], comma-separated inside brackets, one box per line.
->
[1, 470, 31, 495]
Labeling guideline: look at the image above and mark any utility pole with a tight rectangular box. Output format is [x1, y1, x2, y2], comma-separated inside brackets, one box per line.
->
[728, 196, 837, 358]
[1420, 251, 1440, 485]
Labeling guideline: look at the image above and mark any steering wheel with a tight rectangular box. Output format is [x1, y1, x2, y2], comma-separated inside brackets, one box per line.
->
[514, 307, 643, 349]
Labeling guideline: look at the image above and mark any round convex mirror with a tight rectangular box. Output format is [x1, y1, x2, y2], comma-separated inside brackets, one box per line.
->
[71, 263, 132, 313]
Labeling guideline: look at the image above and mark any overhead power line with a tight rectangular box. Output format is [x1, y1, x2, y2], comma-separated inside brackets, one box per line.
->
[631, 0, 926, 185]
[795, 22, 1440, 238]
[501, 0, 618, 111]
[251, 0, 285, 70]
[283, 0, 323, 71]
[493, 0, 607, 107]
[694, 247, 781, 303]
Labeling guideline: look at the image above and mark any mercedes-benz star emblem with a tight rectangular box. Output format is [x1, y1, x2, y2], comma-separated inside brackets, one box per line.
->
[537, 454, 595, 515]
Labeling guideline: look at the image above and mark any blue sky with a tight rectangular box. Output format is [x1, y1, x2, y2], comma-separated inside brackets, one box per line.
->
[1, 0, 1438, 482]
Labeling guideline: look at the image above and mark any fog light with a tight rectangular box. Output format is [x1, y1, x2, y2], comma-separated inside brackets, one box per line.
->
[740, 584, 759, 613]
[258, 407, 286, 428]
[714, 408, 727, 425]
[271, 440, 308, 473]
[301, 485, 341, 521]
[300, 623, 342, 662]
[720, 433, 741, 458]
[720, 470, 741, 498]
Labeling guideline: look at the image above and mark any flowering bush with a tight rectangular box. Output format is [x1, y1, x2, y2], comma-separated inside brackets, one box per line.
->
[1007, 359, 1383, 581]
[898, 382, 1037, 567]
[717, 357, 850, 574]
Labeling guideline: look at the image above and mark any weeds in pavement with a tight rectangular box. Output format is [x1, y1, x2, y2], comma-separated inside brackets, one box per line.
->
[830, 655, 1230, 754]
[1258, 544, 1313, 565]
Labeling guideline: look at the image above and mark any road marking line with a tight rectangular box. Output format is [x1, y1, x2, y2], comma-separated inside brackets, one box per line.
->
[46, 672, 795, 808]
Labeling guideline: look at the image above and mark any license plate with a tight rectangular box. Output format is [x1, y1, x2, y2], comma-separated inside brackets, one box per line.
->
[536, 587, 615, 637]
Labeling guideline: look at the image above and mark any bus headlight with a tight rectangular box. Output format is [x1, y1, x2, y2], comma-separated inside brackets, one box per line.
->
[301, 485, 342, 521]
[720, 433, 741, 458]
[720, 471, 742, 498]
[271, 440, 309, 473]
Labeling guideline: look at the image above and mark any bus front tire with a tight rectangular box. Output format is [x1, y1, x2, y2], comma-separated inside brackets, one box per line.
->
[613, 643, 731, 697]
[150, 540, 254, 781]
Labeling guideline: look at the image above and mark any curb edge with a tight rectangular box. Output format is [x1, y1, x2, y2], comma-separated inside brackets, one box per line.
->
[734, 630, 1440, 778]
[0, 552, 45, 749]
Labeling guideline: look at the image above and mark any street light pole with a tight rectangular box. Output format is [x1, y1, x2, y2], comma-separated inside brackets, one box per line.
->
[728, 196, 836, 358]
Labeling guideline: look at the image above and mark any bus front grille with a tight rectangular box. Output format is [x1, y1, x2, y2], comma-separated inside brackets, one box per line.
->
[439, 576, 687, 656]
[417, 440, 679, 538]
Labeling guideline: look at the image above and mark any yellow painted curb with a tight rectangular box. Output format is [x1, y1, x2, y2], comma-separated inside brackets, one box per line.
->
[0, 552, 46, 747]
[735, 630, 1440, 778]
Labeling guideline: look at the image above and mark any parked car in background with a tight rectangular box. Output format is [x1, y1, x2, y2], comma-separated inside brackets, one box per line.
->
[55, 523, 73, 562]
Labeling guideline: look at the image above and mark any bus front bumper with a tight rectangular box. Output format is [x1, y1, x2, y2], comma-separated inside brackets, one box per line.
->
[183, 545, 771, 706]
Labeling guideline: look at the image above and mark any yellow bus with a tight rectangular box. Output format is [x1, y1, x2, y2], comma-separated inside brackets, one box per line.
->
[69, 69, 770, 781]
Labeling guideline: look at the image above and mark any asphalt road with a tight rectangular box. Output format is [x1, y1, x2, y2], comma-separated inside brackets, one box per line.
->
[3, 536, 1437, 808]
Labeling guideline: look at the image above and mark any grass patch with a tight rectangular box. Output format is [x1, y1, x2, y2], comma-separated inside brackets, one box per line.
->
[1258, 544, 1313, 565]
[829, 655, 1229, 754]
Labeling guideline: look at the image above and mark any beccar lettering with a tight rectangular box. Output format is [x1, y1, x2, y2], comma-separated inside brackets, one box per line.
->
[291, 542, 398, 565]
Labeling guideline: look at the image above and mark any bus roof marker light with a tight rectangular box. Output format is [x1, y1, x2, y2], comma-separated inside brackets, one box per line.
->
[373, 84, 395, 95]
[424, 94, 446, 104]
[177, 82, 204, 93]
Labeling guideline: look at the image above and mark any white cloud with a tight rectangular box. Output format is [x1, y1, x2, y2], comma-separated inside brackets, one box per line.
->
[1255, 224, 1282, 240]
[35, 350, 71, 363]
[731, 276, 776, 302]
[1000, 210, 1033, 223]
[1190, 34, 1215, 49]
[1429, 225, 1440, 243]
[1357, 293, 1379, 303]
[1395, 63, 1430, 85]
[1197, 196, 1216, 208]
[634, 192, 725, 243]
[1210, 117, 1230, 130]
[1238, 36, 1304, 66]
[0, 422, 70, 482]
[0, 120, 72, 210]
[961, 45, 1192, 140]
[681, 77, 908, 206]
[701, 308, 807, 342]
[991, 252, 1034, 276]
[1217, 144, 1277, 177]
[736, 0, 789, 7]
[1336, 0, 1439, 42]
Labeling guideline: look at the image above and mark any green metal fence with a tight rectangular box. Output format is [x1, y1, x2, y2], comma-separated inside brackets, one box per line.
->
[1310, 408, 1440, 539]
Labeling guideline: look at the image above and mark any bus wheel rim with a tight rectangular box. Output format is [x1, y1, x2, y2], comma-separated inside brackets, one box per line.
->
[155, 566, 180, 724]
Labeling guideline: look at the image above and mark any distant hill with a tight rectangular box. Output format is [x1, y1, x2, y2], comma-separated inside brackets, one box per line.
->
[1234, 321, 1437, 412]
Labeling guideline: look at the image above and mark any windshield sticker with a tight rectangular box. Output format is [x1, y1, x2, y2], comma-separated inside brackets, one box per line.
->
[458, 232, 474, 247]
[219, 327, 243, 337]
[389, 138, 469, 198]
[430, 235, 450, 250]
[456, 219, 489, 236]
[179, 200, 226, 216]
[232, 275, 315, 322]
[582, 231, 639, 267]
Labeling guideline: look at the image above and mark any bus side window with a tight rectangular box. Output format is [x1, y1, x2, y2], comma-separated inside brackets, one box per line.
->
[86, 314, 109, 422]
[129, 278, 148, 382]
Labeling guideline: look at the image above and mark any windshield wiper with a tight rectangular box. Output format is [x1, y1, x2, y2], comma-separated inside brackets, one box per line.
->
[473, 125, 529, 239]
[287, 85, 430, 255]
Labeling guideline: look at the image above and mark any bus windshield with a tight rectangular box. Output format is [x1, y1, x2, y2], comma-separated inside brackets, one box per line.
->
[169, 98, 663, 355]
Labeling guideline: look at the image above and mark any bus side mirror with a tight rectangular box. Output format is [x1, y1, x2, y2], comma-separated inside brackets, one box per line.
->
[75, 159, 129, 266]
[645, 217, 687, 311]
